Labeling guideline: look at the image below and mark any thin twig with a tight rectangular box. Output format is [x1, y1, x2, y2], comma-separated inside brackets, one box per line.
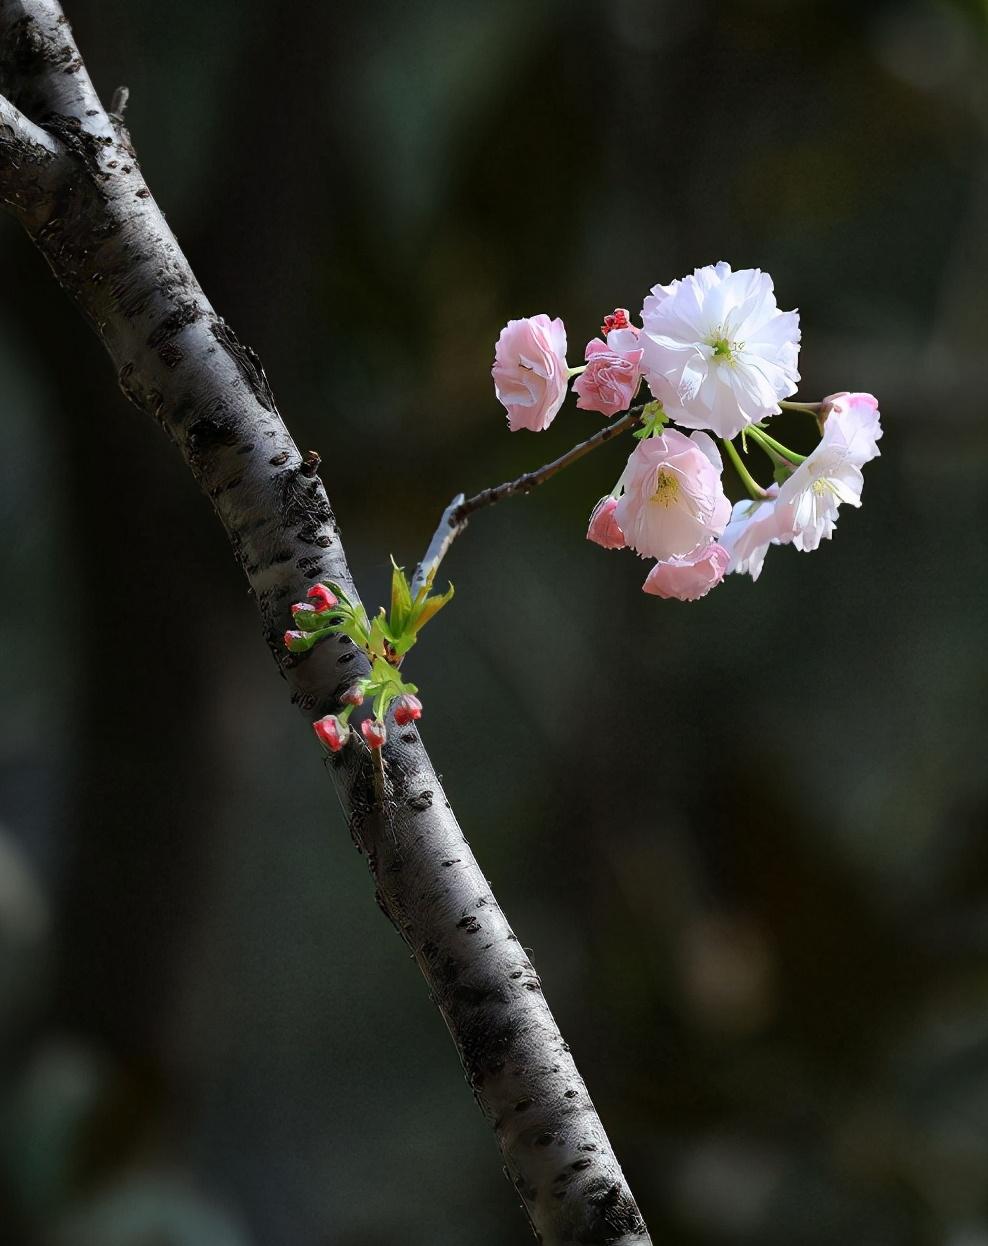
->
[109, 84, 130, 121]
[413, 403, 645, 593]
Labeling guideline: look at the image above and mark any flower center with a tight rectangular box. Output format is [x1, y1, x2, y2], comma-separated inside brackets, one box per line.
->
[649, 469, 680, 507]
[811, 477, 837, 498]
[710, 336, 734, 360]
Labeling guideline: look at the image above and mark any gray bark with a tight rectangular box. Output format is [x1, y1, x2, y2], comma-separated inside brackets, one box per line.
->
[0, 3, 652, 1241]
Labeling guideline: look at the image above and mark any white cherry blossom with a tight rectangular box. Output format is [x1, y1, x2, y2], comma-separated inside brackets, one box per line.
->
[639, 262, 800, 439]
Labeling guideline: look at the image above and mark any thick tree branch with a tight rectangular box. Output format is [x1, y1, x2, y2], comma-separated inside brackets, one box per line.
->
[0, 4, 652, 1242]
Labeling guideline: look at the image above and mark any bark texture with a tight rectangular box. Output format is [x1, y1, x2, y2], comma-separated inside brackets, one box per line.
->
[0, 4, 652, 1241]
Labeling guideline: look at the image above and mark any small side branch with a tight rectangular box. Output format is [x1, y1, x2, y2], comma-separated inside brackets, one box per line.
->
[0, 91, 62, 210]
[0, 94, 57, 154]
[413, 403, 644, 592]
[0, 0, 115, 141]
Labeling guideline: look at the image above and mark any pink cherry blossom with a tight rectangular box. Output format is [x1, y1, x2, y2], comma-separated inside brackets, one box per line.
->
[586, 496, 627, 549]
[774, 396, 881, 551]
[613, 428, 731, 562]
[573, 337, 644, 417]
[492, 314, 569, 432]
[719, 487, 789, 581]
[822, 391, 882, 462]
[643, 544, 731, 601]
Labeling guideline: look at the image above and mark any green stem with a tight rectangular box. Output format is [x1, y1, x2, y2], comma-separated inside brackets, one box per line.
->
[722, 437, 769, 501]
[748, 425, 806, 465]
[779, 399, 823, 414]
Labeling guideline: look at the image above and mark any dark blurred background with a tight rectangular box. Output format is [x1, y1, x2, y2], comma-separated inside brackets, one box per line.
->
[1, 0, 987, 1242]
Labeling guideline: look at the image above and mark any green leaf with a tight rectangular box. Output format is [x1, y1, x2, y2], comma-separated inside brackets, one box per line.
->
[368, 615, 391, 658]
[389, 558, 413, 634]
[408, 581, 455, 634]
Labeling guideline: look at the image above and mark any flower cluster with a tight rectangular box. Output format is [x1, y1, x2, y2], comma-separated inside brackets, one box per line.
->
[492, 262, 881, 601]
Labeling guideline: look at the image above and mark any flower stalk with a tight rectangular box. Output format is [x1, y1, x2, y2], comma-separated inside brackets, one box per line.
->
[722, 436, 769, 501]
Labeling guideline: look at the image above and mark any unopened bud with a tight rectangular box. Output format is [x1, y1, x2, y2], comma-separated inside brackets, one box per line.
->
[307, 584, 339, 612]
[361, 718, 387, 750]
[291, 601, 316, 617]
[313, 714, 350, 752]
[284, 629, 310, 653]
[340, 685, 365, 707]
[393, 693, 423, 726]
[601, 307, 634, 336]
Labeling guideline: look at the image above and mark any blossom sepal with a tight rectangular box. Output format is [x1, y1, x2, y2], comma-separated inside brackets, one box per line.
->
[284, 627, 337, 653]
[631, 401, 669, 440]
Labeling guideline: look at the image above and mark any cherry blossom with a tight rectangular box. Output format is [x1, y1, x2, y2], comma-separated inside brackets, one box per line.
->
[613, 428, 731, 562]
[775, 395, 881, 551]
[639, 262, 800, 438]
[719, 488, 789, 581]
[492, 314, 569, 432]
[642, 544, 731, 601]
[573, 337, 643, 417]
[586, 496, 627, 549]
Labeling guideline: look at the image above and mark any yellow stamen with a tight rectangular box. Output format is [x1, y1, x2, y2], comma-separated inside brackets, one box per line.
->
[649, 469, 680, 507]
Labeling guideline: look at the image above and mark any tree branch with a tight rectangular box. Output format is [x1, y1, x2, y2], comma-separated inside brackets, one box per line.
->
[0, 0, 114, 139]
[0, 4, 652, 1242]
[0, 91, 62, 209]
[413, 405, 645, 593]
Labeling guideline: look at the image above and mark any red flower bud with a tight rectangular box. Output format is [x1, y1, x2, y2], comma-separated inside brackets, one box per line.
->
[361, 718, 387, 750]
[291, 601, 316, 617]
[393, 694, 423, 726]
[307, 584, 339, 612]
[284, 629, 309, 652]
[340, 685, 365, 707]
[313, 714, 350, 752]
[601, 307, 631, 336]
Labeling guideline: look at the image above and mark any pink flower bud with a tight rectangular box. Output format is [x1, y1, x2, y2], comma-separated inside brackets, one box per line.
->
[361, 718, 387, 750]
[291, 601, 316, 617]
[586, 496, 627, 550]
[307, 584, 339, 612]
[340, 685, 365, 707]
[313, 714, 350, 752]
[642, 543, 731, 602]
[393, 694, 423, 726]
[573, 337, 644, 418]
[284, 629, 308, 652]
